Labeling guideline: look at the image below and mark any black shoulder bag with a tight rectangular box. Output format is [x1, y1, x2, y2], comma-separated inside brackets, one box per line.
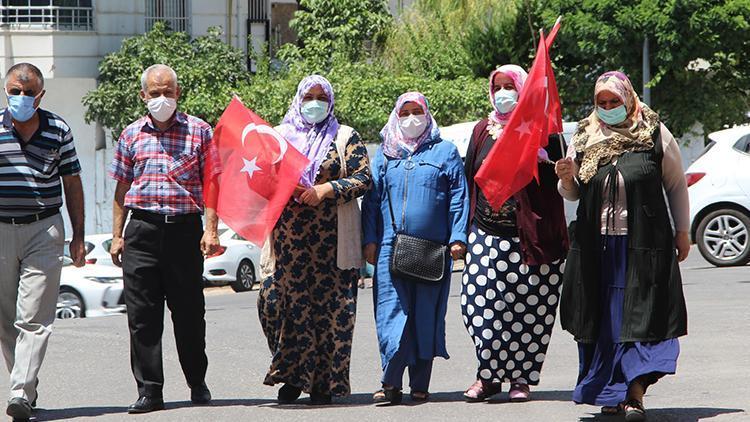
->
[383, 157, 448, 283]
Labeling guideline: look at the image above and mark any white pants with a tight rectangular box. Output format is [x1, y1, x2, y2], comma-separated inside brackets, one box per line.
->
[0, 214, 63, 402]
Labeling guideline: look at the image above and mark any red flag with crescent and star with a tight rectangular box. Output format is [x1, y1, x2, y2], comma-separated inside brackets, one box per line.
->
[474, 18, 563, 210]
[204, 97, 309, 245]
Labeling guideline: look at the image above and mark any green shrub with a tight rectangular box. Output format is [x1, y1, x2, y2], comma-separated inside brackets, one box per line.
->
[239, 57, 489, 143]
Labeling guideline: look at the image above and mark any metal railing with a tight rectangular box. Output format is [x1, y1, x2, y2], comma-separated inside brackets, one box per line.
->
[0, 0, 93, 31]
[145, 0, 190, 33]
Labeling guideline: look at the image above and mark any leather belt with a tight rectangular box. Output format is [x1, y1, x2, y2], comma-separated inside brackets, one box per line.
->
[130, 210, 201, 225]
[0, 208, 59, 225]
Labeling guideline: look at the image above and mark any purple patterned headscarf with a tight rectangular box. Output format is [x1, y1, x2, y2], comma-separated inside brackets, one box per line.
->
[276, 75, 340, 187]
[380, 92, 439, 158]
[488, 64, 528, 125]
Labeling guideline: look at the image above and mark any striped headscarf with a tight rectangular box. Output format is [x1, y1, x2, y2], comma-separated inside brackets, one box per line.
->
[380, 92, 439, 158]
[276, 75, 340, 187]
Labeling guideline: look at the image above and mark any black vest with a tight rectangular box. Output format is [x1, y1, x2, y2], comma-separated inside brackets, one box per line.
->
[560, 127, 688, 343]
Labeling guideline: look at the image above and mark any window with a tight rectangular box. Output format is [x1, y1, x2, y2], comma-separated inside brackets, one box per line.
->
[733, 134, 750, 155]
[0, 0, 93, 31]
[145, 0, 189, 33]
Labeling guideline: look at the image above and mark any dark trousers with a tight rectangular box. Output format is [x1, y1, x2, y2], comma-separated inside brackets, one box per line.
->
[122, 214, 208, 398]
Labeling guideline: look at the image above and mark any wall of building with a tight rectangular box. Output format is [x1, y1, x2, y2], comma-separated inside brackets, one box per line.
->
[1, 0, 292, 235]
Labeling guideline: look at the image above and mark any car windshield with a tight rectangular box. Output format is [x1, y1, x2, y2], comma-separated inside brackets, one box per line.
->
[64, 241, 95, 258]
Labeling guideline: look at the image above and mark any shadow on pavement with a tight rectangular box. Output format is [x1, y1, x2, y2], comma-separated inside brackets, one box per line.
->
[578, 406, 746, 422]
[487, 389, 574, 403]
[33, 399, 278, 421]
[34, 405, 127, 421]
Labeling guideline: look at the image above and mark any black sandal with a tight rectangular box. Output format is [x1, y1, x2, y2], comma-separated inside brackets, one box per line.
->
[624, 398, 646, 422]
[277, 383, 302, 404]
[383, 387, 403, 405]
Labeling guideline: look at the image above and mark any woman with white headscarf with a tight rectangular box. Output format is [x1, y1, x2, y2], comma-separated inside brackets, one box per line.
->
[461, 65, 569, 403]
[362, 92, 469, 404]
[257, 75, 371, 405]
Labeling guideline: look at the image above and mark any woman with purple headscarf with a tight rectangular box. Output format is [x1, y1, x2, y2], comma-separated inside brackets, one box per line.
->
[361, 92, 469, 404]
[461, 65, 569, 403]
[556, 71, 689, 421]
[257, 75, 371, 405]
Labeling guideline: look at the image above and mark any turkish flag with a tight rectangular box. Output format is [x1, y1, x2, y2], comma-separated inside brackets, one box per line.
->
[475, 20, 562, 210]
[204, 97, 309, 245]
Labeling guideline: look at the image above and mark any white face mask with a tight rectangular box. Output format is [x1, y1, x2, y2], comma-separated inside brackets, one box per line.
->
[398, 114, 428, 139]
[147, 95, 177, 122]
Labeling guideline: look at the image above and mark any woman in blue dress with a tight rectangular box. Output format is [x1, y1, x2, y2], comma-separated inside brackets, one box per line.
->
[362, 92, 469, 404]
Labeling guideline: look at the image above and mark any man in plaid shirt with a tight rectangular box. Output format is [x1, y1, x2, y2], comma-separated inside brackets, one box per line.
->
[109, 64, 220, 414]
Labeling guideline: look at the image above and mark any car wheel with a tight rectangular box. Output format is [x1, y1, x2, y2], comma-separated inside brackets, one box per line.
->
[231, 260, 255, 292]
[696, 208, 750, 267]
[57, 287, 85, 319]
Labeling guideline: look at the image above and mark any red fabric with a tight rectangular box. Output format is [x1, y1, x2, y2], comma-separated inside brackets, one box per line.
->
[475, 31, 555, 210]
[204, 97, 309, 245]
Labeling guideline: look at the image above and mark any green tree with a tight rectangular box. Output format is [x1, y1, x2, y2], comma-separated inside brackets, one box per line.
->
[538, 0, 750, 136]
[382, 0, 532, 80]
[83, 22, 249, 138]
[281, 0, 392, 72]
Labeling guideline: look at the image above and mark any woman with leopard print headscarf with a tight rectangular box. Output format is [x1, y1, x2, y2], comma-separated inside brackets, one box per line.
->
[555, 71, 690, 422]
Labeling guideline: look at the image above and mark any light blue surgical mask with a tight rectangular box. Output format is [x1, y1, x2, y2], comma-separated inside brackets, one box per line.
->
[494, 89, 518, 114]
[597, 105, 627, 126]
[300, 100, 329, 124]
[6, 93, 38, 122]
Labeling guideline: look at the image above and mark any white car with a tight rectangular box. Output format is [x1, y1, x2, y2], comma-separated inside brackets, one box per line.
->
[203, 227, 261, 292]
[57, 257, 126, 319]
[65, 233, 115, 267]
[440, 120, 579, 225]
[685, 125, 750, 266]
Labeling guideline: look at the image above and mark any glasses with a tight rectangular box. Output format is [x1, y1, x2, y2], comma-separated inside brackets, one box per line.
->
[6, 88, 41, 97]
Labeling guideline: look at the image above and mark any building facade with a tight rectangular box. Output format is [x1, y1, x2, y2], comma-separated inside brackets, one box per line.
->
[0, 0, 298, 234]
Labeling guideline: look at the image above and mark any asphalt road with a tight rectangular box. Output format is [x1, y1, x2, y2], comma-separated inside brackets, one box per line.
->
[17, 246, 750, 421]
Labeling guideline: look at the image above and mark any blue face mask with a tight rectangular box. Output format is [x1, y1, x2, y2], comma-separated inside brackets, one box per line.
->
[6, 93, 38, 122]
[597, 105, 627, 126]
[494, 89, 518, 114]
[300, 100, 329, 124]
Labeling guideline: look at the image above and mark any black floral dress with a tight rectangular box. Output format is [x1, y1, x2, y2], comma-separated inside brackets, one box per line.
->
[258, 131, 371, 396]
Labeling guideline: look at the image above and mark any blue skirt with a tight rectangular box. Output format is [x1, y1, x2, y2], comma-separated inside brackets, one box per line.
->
[573, 235, 679, 406]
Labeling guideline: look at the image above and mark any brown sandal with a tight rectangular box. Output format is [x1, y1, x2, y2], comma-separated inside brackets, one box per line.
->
[410, 391, 430, 402]
[463, 380, 502, 402]
[601, 403, 624, 415]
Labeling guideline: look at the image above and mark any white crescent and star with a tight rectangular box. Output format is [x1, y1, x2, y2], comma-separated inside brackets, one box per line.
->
[240, 157, 262, 179]
[515, 120, 533, 136]
[240, 123, 288, 164]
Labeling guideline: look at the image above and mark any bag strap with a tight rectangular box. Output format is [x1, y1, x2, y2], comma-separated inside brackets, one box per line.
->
[335, 125, 354, 178]
[382, 156, 399, 233]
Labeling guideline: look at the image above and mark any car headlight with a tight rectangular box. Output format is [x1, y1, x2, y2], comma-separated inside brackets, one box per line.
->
[84, 276, 122, 284]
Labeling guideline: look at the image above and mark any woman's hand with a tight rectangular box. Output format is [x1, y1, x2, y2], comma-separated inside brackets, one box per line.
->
[300, 183, 334, 206]
[293, 184, 307, 198]
[555, 157, 578, 190]
[450, 241, 466, 260]
[675, 231, 690, 262]
[364, 243, 377, 265]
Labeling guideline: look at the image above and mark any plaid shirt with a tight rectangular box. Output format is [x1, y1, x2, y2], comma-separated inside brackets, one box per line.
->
[109, 112, 219, 215]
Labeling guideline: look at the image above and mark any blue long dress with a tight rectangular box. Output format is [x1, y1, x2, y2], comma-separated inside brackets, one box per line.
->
[362, 135, 469, 391]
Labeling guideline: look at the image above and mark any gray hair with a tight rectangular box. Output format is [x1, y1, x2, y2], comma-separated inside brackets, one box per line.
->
[140, 64, 178, 91]
[5, 62, 45, 90]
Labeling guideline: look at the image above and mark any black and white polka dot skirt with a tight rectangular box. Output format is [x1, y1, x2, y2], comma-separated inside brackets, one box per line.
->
[460, 224, 564, 385]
